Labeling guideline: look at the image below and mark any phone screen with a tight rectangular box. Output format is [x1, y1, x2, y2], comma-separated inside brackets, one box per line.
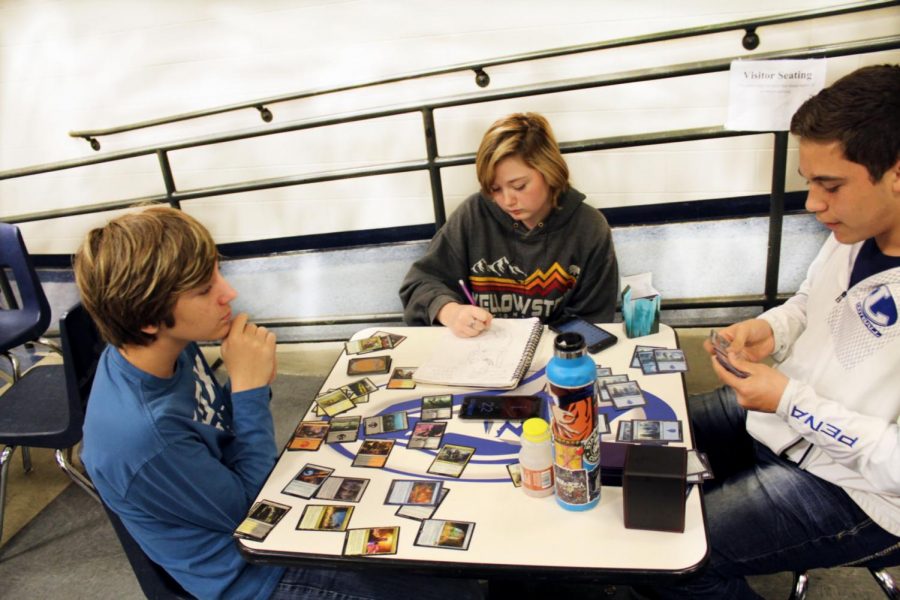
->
[459, 396, 542, 420]
[552, 318, 617, 353]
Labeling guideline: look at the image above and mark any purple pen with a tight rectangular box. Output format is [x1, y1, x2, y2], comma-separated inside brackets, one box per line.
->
[458, 279, 477, 305]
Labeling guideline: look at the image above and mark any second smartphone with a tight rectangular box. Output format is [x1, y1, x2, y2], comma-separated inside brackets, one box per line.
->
[549, 315, 618, 354]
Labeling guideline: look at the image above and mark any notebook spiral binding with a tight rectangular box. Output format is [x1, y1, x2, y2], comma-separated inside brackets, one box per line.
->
[513, 319, 544, 383]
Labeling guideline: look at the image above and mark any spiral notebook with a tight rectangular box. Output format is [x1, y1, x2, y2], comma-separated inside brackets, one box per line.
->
[414, 318, 544, 389]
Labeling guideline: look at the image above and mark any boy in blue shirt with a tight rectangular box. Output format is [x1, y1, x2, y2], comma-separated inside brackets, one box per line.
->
[76, 207, 483, 600]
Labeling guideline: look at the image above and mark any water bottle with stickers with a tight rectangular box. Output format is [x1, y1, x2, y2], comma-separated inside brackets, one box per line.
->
[546, 332, 601, 511]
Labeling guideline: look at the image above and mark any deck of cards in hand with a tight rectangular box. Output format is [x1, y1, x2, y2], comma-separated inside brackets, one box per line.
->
[546, 332, 602, 511]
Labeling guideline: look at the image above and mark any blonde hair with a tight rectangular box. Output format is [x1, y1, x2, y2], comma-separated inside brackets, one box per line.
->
[475, 112, 570, 206]
[74, 206, 218, 347]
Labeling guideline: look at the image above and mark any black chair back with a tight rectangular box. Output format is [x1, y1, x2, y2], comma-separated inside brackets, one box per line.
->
[59, 304, 104, 415]
[100, 501, 195, 600]
[65, 304, 194, 599]
[0, 222, 51, 351]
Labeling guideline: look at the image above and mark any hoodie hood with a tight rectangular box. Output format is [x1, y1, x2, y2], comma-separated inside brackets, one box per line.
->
[480, 187, 587, 239]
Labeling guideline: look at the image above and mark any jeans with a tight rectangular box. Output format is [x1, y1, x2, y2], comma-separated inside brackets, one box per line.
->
[270, 566, 485, 600]
[651, 386, 900, 599]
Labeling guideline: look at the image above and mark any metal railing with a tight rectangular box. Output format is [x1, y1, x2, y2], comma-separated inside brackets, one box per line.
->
[1, 4, 898, 331]
[66, 0, 898, 151]
[4, 36, 898, 228]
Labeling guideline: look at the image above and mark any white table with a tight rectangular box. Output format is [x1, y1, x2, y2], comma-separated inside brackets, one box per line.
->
[238, 323, 708, 581]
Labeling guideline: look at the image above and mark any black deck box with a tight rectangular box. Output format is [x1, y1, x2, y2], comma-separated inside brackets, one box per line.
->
[623, 444, 687, 532]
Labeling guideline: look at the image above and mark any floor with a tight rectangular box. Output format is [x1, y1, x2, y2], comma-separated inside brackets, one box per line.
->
[0, 338, 897, 599]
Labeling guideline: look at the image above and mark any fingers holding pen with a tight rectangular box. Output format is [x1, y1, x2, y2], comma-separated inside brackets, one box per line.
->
[465, 307, 493, 336]
[438, 302, 493, 337]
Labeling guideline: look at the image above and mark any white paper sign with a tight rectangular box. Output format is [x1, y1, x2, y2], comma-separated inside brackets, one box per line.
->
[725, 59, 826, 131]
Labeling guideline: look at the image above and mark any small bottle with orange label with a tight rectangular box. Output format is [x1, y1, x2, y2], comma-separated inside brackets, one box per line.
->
[518, 417, 554, 498]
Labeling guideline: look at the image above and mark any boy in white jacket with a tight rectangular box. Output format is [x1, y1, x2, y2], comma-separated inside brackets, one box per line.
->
[657, 64, 900, 599]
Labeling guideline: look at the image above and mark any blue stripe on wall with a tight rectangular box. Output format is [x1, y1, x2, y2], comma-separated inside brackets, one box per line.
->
[31, 191, 808, 267]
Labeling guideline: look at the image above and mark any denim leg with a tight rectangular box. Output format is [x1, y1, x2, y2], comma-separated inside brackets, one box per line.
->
[270, 566, 485, 600]
[652, 388, 900, 599]
[687, 386, 755, 483]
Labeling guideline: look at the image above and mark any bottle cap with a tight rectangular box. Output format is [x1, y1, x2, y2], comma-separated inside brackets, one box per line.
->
[553, 332, 586, 359]
[522, 417, 550, 443]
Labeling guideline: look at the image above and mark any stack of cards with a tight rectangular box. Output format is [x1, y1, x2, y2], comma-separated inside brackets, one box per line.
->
[709, 330, 750, 378]
[630, 346, 689, 375]
[313, 377, 378, 416]
[686, 449, 714, 483]
[420, 394, 453, 420]
[282, 464, 333, 498]
[347, 355, 392, 376]
[340, 378, 378, 404]
[315, 476, 369, 502]
[600, 378, 648, 410]
[427, 444, 474, 478]
[384, 480, 443, 506]
[352, 439, 395, 468]
[297, 504, 354, 531]
[313, 389, 355, 417]
[616, 419, 683, 444]
[287, 421, 330, 451]
[326, 416, 360, 444]
[344, 331, 407, 356]
[506, 463, 522, 487]
[407, 421, 447, 449]
[396, 487, 449, 521]
[234, 500, 291, 541]
[387, 367, 417, 389]
[342, 527, 399, 556]
[413, 519, 474, 551]
[364, 411, 408, 435]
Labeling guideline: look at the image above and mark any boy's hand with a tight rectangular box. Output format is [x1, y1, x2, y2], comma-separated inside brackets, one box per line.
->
[702, 318, 775, 363]
[437, 302, 494, 338]
[710, 353, 788, 413]
[220, 313, 277, 393]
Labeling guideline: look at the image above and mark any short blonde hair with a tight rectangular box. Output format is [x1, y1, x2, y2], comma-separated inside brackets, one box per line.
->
[73, 206, 218, 347]
[475, 112, 570, 206]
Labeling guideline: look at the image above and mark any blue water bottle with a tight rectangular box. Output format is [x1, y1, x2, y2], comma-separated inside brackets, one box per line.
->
[546, 332, 601, 511]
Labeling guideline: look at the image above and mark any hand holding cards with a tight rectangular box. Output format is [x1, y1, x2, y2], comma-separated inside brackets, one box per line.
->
[709, 330, 750, 378]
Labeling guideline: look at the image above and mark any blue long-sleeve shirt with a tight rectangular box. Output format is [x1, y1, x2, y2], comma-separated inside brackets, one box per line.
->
[82, 343, 285, 600]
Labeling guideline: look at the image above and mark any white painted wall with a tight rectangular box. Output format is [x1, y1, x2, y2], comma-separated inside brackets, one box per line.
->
[1, 0, 898, 254]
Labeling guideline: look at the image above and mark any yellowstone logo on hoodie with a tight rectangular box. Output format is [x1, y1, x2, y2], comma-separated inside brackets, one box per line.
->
[468, 257, 579, 319]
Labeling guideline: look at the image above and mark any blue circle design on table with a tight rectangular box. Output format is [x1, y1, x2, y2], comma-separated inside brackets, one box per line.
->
[329, 367, 677, 482]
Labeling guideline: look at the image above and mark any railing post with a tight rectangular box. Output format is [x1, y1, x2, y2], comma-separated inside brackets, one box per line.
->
[764, 131, 789, 310]
[156, 149, 180, 209]
[421, 108, 447, 229]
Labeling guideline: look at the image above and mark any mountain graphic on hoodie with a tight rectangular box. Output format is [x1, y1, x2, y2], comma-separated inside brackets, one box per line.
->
[471, 256, 527, 280]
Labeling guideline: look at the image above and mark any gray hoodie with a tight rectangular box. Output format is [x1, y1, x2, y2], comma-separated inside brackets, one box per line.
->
[400, 187, 618, 325]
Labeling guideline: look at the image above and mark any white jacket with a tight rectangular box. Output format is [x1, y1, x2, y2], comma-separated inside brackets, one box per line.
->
[747, 235, 900, 537]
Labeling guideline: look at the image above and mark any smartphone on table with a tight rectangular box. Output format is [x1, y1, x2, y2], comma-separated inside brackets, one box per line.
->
[549, 315, 618, 354]
[458, 395, 543, 420]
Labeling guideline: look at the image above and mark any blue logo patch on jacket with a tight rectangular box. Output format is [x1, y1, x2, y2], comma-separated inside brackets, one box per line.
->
[857, 285, 897, 337]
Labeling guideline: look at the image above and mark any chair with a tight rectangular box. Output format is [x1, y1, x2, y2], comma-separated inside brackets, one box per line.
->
[0, 303, 100, 544]
[0, 222, 53, 382]
[99, 500, 194, 600]
[790, 566, 899, 599]
[0, 297, 193, 597]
